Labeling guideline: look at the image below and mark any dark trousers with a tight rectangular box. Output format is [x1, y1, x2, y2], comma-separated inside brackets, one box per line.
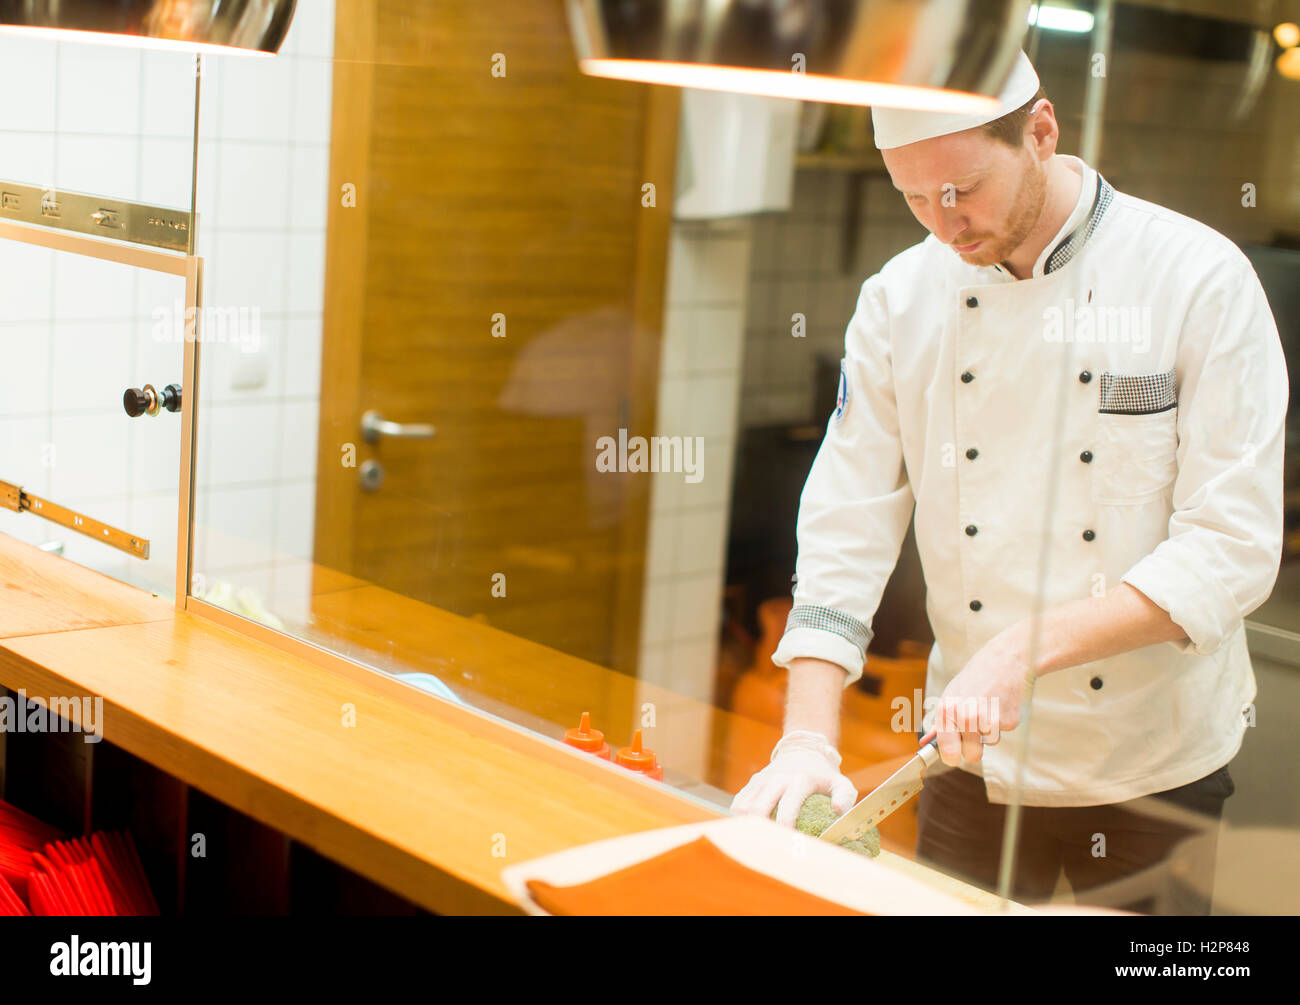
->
[915, 760, 1235, 914]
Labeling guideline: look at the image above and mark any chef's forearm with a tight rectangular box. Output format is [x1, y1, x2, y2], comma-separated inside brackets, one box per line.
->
[1009, 583, 1187, 678]
[782, 657, 847, 746]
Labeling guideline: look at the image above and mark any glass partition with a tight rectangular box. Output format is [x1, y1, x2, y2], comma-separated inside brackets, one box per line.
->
[94, 0, 1299, 915]
[0, 33, 197, 600]
[0, 242, 190, 599]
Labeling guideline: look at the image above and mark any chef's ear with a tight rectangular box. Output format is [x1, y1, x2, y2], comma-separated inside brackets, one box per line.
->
[1026, 98, 1060, 159]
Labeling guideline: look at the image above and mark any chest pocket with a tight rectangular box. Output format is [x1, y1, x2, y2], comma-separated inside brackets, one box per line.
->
[1090, 371, 1179, 505]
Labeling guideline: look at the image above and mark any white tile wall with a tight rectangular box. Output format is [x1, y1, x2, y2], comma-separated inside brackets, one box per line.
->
[0, 3, 336, 609]
[742, 168, 927, 429]
[637, 218, 752, 703]
[190, 4, 335, 610]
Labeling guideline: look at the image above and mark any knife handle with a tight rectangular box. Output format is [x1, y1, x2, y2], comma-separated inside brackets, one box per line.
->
[918, 733, 990, 768]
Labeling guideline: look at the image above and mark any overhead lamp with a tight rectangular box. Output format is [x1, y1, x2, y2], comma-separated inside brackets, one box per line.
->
[1279, 46, 1300, 80]
[1028, 4, 1095, 34]
[566, 0, 1033, 113]
[0, 0, 298, 57]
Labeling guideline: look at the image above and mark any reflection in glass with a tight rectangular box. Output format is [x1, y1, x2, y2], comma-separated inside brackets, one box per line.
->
[181, 0, 1299, 915]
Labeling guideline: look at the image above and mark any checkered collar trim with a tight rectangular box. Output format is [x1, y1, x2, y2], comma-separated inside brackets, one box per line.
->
[1043, 173, 1114, 275]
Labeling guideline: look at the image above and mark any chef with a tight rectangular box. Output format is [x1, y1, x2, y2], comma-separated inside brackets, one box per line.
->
[731, 50, 1287, 912]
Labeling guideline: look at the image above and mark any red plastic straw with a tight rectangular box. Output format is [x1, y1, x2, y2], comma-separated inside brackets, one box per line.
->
[1, 802, 156, 916]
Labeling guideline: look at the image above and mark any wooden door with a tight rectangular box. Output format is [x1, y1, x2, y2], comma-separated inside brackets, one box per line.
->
[313, 0, 678, 672]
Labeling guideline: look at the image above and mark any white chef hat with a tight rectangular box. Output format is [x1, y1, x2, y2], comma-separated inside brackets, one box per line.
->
[872, 50, 1041, 150]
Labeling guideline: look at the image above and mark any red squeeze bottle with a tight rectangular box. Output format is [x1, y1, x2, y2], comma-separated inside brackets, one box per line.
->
[564, 712, 612, 760]
[615, 730, 664, 781]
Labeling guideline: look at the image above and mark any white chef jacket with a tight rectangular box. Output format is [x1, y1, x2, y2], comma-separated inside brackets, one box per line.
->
[772, 155, 1288, 806]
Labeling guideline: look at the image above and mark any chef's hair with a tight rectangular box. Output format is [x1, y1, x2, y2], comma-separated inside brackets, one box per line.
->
[981, 86, 1048, 148]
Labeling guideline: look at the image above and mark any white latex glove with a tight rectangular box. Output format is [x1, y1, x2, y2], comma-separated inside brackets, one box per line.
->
[729, 730, 857, 828]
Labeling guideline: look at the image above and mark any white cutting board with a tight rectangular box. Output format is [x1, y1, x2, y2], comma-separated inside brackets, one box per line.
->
[501, 815, 984, 916]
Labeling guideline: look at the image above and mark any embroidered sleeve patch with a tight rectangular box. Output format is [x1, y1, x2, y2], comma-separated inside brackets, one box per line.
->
[833, 358, 850, 424]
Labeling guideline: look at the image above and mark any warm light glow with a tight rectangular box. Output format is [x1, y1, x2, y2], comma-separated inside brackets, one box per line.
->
[1028, 4, 1095, 34]
[1275, 22, 1300, 49]
[579, 60, 1001, 113]
[1278, 46, 1300, 80]
[0, 25, 274, 57]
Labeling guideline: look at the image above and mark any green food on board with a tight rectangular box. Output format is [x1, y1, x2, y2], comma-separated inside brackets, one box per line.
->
[770, 793, 880, 857]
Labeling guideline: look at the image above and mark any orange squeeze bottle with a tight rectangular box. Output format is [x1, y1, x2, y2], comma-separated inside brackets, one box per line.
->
[615, 729, 664, 781]
[564, 712, 612, 760]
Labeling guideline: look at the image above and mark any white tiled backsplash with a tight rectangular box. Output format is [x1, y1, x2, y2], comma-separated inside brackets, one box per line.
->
[191, 4, 334, 609]
[0, 3, 336, 603]
[636, 218, 752, 703]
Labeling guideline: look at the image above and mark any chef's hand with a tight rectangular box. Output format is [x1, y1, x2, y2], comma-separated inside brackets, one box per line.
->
[730, 730, 857, 827]
[930, 629, 1036, 767]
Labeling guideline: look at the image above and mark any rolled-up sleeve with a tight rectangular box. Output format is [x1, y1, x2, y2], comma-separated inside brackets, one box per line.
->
[772, 276, 915, 685]
[1121, 258, 1289, 654]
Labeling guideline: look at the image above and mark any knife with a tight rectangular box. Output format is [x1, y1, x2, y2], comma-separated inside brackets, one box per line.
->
[818, 738, 941, 844]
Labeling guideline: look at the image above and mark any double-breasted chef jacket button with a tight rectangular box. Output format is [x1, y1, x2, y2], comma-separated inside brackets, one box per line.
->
[965, 524, 978, 536]
[1082, 529, 1096, 541]
[969, 600, 982, 611]
[961, 371, 975, 383]
[966, 448, 979, 460]
[966, 296, 979, 308]
[1080, 449, 1093, 463]
[1090, 676, 1103, 690]
[1079, 370, 1092, 384]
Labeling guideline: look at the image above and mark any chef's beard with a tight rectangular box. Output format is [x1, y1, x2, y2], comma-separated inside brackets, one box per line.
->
[953, 153, 1047, 269]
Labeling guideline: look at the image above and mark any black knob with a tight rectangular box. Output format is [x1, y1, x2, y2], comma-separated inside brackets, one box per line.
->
[1090, 676, 1103, 690]
[1082, 529, 1096, 541]
[969, 599, 982, 611]
[123, 387, 150, 417]
[961, 371, 974, 384]
[1079, 370, 1092, 384]
[1080, 450, 1093, 463]
[966, 296, 979, 308]
[965, 524, 978, 536]
[966, 448, 979, 460]
[161, 383, 182, 413]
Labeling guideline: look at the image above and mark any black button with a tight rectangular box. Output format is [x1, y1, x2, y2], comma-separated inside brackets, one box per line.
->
[1079, 450, 1093, 463]
[969, 600, 982, 611]
[961, 371, 974, 383]
[1079, 370, 1092, 384]
[966, 448, 979, 460]
[965, 524, 978, 536]
[966, 296, 979, 308]
[1090, 676, 1103, 690]
[1082, 529, 1095, 541]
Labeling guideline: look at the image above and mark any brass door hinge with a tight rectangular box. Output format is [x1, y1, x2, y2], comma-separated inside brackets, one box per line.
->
[0, 480, 150, 559]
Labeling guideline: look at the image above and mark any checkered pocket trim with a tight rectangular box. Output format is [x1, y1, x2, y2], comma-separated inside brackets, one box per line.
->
[1098, 370, 1177, 415]
[785, 604, 872, 658]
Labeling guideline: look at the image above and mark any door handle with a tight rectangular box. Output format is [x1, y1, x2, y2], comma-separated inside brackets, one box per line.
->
[361, 409, 436, 443]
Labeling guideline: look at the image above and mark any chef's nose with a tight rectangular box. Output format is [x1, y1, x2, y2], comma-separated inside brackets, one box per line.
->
[931, 206, 969, 245]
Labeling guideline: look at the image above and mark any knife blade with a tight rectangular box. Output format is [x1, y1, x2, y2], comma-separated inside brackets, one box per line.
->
[818, 739, 940, 845]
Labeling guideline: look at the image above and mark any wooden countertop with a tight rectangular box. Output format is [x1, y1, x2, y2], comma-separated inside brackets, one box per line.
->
[0, 533, 1023, 914]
